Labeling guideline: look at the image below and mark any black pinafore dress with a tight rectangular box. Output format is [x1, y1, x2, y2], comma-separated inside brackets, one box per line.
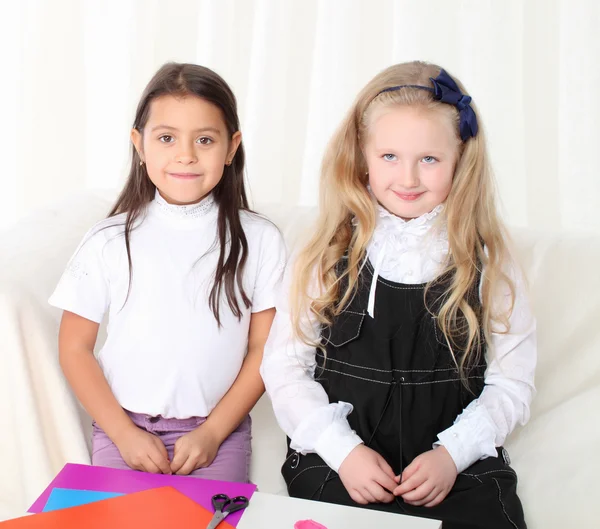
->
[281, 260, 527, 529]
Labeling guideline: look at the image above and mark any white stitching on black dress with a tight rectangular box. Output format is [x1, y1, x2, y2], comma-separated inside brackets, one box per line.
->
[288, 465, 330, 487]
[463, 469, 517, 479]
[322, 312, 366, 347]
[318, 366, 483, 385]
[493, 478, 520, 529]
[318, 355, 485, 374]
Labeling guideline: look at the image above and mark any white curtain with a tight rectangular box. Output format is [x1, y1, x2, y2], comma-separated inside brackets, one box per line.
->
[1, 0, 599, 233]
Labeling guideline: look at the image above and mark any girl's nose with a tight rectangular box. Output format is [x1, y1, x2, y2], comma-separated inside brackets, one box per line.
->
[397, 164, 420, 188]
[175, 142, 198, 164]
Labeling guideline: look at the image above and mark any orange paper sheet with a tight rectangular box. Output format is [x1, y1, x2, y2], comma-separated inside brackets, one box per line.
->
[1, 486, 235, 528]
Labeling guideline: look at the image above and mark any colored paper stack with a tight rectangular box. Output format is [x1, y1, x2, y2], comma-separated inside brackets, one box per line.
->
[0, 463, 256, 528]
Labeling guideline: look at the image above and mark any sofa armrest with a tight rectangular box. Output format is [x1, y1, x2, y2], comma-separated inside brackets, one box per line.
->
[0, 190, 114, 520]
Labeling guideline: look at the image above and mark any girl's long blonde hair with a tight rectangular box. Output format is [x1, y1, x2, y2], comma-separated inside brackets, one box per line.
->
[291, 60, 515, 377]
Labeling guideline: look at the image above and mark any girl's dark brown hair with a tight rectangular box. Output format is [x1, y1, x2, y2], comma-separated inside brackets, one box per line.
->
[108, 62, 251, 326]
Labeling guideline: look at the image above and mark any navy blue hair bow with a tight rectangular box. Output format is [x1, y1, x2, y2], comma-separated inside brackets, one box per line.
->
[377, 69, 478, 141]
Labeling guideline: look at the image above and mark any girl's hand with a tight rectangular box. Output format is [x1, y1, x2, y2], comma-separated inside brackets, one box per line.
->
[170, 423, 221, 475]
[338, 444, 397, 504]
[393, 446, 458, 507]
[114, 425, 171, 474]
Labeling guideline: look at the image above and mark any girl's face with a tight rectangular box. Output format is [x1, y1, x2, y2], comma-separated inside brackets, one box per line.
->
[131, 94, 241, 205]
[363, 105, 460, 220]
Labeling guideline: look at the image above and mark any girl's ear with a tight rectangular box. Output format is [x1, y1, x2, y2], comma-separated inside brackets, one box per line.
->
[227, 131, 242, 164]
[131, 128, 144, 162]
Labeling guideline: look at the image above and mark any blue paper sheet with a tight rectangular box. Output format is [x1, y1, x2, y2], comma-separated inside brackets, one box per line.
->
[43, 487, 124, 512]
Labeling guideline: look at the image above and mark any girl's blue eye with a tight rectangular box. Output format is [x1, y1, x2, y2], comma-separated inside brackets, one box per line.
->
[383, 153, 397, 161]
[159, 135, 174, 143]
[197, 137, 213, 145]
[422, 156, 437, 164]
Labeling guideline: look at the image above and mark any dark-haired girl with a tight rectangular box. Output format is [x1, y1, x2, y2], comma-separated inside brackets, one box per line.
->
[50, 63, 285, 482]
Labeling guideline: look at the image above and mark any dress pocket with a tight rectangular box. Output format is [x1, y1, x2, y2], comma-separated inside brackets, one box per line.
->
[321, 309, 366, 347]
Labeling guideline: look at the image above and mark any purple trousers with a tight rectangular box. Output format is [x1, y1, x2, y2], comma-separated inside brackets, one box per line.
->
[92, 410, 252, 483]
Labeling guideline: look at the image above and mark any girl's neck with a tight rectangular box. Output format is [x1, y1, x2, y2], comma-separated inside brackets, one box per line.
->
[156, 189, 210, 206]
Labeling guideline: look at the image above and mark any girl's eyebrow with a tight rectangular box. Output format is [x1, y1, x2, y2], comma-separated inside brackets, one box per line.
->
[150, 125, 222, 135]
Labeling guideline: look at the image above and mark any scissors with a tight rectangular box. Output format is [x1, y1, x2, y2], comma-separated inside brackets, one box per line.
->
[206, 493, 249, 529]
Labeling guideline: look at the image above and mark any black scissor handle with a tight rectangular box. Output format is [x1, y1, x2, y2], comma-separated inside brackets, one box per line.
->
[227, 496, 248, 513]
[212, 494, 231, 513]
[222, 495, 249, 514]
[211, 494, 249, 515]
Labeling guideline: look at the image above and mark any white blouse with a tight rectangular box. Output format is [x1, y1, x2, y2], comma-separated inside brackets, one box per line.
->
[260, 205, 536, 473]
[50, 191, 286, 419]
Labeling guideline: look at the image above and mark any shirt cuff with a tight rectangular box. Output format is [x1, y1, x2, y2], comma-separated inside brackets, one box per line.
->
[314, 420, 363, 472]
[436, 414, 498, 473]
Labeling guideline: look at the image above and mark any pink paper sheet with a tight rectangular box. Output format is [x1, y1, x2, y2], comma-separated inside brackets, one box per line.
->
[28, 463, 256, 527]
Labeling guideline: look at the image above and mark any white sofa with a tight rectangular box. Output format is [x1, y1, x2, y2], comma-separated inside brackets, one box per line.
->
[1, 191, 598, 528]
